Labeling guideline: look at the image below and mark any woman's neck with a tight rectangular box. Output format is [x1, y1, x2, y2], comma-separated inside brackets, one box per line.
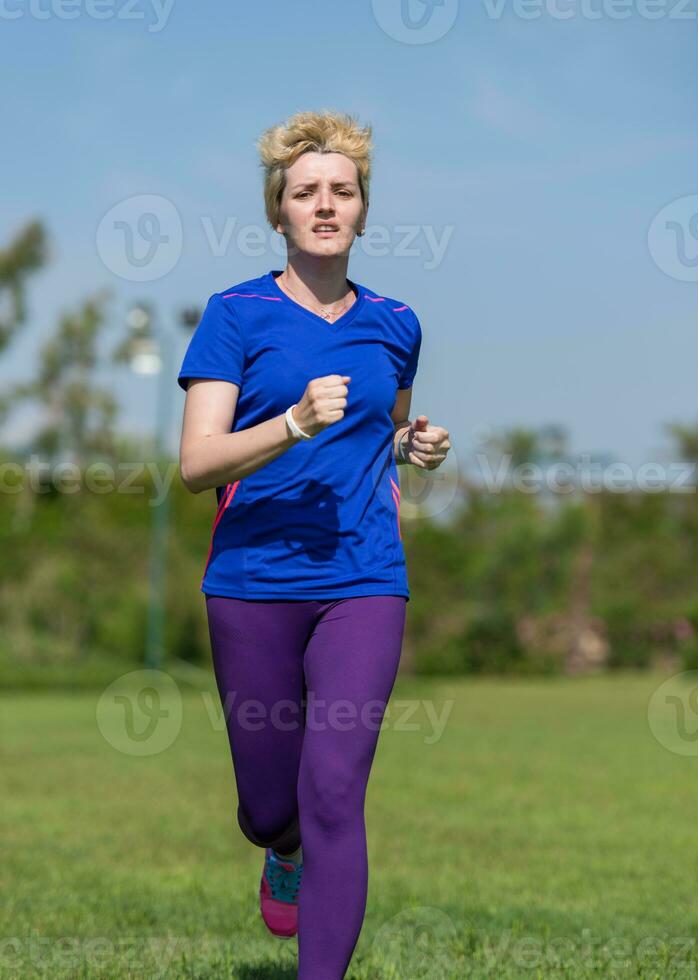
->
[277, 258, 356, 308]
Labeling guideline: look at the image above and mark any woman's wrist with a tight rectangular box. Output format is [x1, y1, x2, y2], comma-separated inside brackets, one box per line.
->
[283, 411, 302, 444]
[395, 425, 411, 465]
[285, 404, 314, 441]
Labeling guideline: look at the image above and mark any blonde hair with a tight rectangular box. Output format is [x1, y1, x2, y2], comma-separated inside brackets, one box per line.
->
[256, 109, 373, 230]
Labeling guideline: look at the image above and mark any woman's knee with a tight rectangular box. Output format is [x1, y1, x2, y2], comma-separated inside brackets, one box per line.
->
[301, 764, 367, 835]
[237, 802, 301, 851]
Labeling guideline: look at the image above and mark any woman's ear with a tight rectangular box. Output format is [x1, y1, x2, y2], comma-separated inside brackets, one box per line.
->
[358, 203, 368, 235]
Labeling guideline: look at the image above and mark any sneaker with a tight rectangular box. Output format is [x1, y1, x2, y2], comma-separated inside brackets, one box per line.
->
[259, 847, 303, 939]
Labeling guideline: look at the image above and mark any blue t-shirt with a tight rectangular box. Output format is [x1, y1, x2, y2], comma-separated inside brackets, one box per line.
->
[177, 269, 422, 602]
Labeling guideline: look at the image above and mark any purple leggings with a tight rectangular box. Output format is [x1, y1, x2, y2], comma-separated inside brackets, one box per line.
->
[205, 594, 407, 980]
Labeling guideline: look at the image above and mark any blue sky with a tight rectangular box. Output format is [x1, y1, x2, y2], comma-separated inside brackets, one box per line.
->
[1, 1, 696, 475]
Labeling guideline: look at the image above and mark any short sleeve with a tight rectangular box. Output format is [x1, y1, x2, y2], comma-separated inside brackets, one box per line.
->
[397, 311, 422, 389]
[177, 293, 245, 391]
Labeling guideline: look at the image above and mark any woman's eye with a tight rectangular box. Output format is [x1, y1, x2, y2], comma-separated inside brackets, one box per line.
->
[296, 190, 352, 198]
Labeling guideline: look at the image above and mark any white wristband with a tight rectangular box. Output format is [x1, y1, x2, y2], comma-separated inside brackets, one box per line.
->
[285, 404, 314, 440]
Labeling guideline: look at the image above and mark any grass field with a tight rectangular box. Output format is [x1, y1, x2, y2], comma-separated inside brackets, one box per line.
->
[2, 668, 697, 978]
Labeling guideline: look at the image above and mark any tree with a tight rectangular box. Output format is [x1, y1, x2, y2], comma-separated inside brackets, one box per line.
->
[0, 220, 48, 427]
[666, 420, 698, 467]
[11, 290, 118, 465]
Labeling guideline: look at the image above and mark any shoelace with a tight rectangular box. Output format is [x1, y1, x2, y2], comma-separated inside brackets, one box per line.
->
[266, 852, 303, 903]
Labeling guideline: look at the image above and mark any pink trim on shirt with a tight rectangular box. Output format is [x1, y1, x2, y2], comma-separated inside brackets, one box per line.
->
[222, 293, 283, 301]
[201, 481, 240, 587]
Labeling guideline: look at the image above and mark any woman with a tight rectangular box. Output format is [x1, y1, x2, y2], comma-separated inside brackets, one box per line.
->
[177, 109, 450, 979]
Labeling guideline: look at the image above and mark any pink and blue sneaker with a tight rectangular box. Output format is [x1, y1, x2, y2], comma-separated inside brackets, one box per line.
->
[259, 847, 303, 939]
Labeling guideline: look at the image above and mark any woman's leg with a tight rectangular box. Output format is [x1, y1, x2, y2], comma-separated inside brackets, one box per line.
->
[205, 596, 312, 853]
[296, 595, 407, 980]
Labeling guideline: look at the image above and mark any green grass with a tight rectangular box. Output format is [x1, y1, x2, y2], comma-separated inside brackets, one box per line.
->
[2, 670, 697, 978]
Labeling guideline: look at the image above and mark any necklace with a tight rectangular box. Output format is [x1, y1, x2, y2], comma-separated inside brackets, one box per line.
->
[277, 274, 354, 321]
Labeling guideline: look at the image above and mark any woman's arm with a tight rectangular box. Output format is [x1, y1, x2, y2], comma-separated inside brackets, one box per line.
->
[179, 379, 297, 493]
[179, 374, 350, 493]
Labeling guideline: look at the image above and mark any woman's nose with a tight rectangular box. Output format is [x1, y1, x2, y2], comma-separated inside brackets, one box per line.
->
[316, 189, 333, 213]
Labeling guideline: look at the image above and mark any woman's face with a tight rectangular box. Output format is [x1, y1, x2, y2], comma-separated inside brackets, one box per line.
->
[276, 151, 367, 259]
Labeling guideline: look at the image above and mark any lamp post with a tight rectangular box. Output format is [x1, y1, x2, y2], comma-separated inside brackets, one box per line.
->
[121, 303, 197, 671]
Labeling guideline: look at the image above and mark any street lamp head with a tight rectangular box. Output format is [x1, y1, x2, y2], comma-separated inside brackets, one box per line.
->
[126, 304, 152, 334]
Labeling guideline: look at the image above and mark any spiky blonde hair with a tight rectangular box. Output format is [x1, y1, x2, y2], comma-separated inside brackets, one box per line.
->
[256, 109, 373, 230]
